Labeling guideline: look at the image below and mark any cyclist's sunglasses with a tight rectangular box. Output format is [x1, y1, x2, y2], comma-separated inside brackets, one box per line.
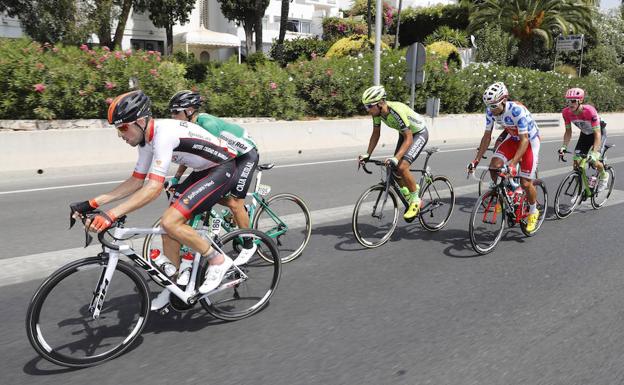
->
[115, 122, 134, 132]
[364, 103, 378, 110]
[170, 108, 186, 114]
[486, 101, 504, 109]
[566, 99, 580, 105]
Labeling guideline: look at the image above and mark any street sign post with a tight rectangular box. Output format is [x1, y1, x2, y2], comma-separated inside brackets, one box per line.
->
[405, 42, 426, 109]
[553, 34, 585, 76]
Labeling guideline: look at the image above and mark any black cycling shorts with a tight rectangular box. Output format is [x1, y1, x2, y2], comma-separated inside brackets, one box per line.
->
[171, 161, 237, 219]
[575, 125, 607, 157]
[395, 129, 429, 165]
[229, 148, 259, 199]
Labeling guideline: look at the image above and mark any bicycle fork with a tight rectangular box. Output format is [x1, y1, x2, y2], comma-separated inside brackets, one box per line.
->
[89, 252, 120, 320]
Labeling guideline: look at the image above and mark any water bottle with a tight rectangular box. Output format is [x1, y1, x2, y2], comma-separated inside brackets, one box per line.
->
[513, 186, 524, 205]
[176, 252, 194, 286]
[399, 186, 411, 200]
[149, 249, 177, 277]
[588, 176, 597, 189]
[222, 209, 234, 225]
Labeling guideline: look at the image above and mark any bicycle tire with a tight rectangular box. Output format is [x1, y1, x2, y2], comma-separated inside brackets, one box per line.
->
[26, 257, 150, 368]
[252, 193, 312, 263]
[469, 190, 505, 255]
[520, 179, 548, 237]
[591, 166, 616, 209]
[418, 175, 455, 232]
[554, 172, 582, 219]
[352, 185, 399, 248]
[477, 168, 489, 197]
[199, 229, 281, 321]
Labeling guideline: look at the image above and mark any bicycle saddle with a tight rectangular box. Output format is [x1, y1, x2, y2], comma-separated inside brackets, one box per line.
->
[258, 163, 275, 171]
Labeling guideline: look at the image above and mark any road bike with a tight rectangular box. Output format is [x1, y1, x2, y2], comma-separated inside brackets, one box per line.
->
[476, 146, 539, 197]
[143, 163, 311, 264]
[352, 147, 455, 248]
[553, 145, 616, 219]
[469, 166, 548, 255]
[26, 212, 281, 368]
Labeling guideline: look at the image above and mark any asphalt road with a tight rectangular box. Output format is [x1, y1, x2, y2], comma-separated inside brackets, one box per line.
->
[2, 136, 624, 385]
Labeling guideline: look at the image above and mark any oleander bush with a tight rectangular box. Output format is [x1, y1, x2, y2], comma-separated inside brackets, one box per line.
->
[269, 37, 332, 66]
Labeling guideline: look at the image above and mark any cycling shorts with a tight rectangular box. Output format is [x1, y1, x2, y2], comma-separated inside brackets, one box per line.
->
[171, 161, 237, 219]
[229, 148, 259, 199]
[394, 129, 429, 165]
[493, 135, 540, 179]
[575, 125, 607, 158]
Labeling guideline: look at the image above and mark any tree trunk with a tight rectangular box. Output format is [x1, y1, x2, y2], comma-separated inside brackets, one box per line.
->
[277, 0, 290, 45]
[244, 22, 254, 56]
[112, 0, 133, 50]
[366, 0, 372, 39]
[254, 13, 263, 53]
[95, 0, 113, 48]
[516, 38, 533, 68]
[166, 24, 173, 55]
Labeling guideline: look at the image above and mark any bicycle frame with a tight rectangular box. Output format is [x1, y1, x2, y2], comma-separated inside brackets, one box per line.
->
[481, 168, 528, 226]
[561, 145, 613, 199]
[91, 226, 247, 319]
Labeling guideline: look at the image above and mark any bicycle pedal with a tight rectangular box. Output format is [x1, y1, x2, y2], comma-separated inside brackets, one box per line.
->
[158, 306, 170, 316]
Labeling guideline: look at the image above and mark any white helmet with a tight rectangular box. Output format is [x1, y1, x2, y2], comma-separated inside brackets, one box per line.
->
[482, 82, 508, 105]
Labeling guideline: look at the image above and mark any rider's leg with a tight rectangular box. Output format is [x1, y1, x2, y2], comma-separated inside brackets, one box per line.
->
[224, 196, 249, 229]
[520, 177, 537, 206]
[161, 234, 182, 268]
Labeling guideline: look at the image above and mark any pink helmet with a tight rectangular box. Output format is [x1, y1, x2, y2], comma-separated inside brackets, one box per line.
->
[565, 88, 585, 100]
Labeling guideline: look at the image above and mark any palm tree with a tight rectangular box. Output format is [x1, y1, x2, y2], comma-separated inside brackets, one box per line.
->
[468, 0, 595, 67]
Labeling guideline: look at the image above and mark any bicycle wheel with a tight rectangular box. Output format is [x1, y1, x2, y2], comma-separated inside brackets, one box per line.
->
[469, 190, 505, 255]
[252, 193, 312, 263]
[591, 167, 616, 209]
[26, 257, 150, 368]
[419, 175, 455, 231]
[554, 172, 582, 219]
[520, 179, 548, 237]
[352, 185, 399, 248]
[142, 217, 163, 261]
[199, 229, 280, 321]
[477, 168, 489, 197]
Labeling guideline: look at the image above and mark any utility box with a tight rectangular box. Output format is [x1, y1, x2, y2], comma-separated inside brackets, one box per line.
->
[426, 97, 440, 118]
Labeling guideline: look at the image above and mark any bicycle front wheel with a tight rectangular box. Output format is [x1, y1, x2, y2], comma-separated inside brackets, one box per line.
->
[25, 257, 150, 368]
[252, 193, 312, 263]
[554, 172, 582, 219]
[591, 167, 616, 209]
[419, 175, 455, 231]
[469, 190, 505, 255]
[352, 185, 399, 248]
[199, 229, 281, 321]
[477, 168, 489, 197]
[520, 179, 548, 237]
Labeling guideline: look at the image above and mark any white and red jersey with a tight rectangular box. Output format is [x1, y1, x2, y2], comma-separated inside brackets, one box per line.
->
[485, 101, 540, 141]
[132, 119, 237, 183]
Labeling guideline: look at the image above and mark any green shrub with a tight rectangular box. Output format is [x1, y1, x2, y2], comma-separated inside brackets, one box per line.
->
[472, 23, 517, 66]
[424, 26, 468, 48]
[269, 37, 332, 66]
[554, 65, 578, 78]
[582, 44, 619, 75]
[244, 51, 268, 68]
[326, 35, 389, 58]
[392, 4, 470, 47]
[322, 17, 367, 42]
[607, 65, 624, 87]
[173, 51, 209, 83]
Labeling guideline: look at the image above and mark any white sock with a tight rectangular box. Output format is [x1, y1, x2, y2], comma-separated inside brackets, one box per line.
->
[529, 203, 537, 214]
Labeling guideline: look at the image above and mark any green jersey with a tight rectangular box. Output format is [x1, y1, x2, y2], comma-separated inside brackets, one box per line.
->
[195, 113, 257, 156]
[372, 101, 427, 134]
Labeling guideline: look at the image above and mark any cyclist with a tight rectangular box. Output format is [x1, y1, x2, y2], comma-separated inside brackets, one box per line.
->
[467, 82, 541, 233]
[358, 85, 429, 221]
[167, 90, 260, 262]
[70, 90, 240, 310]
[559, 87, 609, 192]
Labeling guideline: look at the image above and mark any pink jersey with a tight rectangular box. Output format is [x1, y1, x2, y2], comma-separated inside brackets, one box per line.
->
[562, 104, 600, 135]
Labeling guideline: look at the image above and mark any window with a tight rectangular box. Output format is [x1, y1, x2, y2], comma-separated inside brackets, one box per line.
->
[130, 39, 164, 54]
[285, 19, 311, 34]
[200, 51, 210, 63]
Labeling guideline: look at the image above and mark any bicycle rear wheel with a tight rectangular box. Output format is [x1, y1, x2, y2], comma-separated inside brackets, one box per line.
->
[554, 172, 582, 219]
[252, 193, 312, 263]
[520, 179, 548, 237]
[591, 167, 615, 209]
[352, 185, 399, 248]
[25, 257, 150, 368]
[469, 190, 505, 255]
[419, 175, 455, 231]
[199, 229, 281, 321]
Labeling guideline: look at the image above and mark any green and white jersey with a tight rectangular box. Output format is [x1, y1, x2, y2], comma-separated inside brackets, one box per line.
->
[195, 113, 257, 156]
[372, 101, 427, 134]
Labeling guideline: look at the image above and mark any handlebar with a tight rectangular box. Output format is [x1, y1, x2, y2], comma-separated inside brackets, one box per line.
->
[558, 149, 571, 163]
[359, 159, 393, 174]
[69, 209, 125, 250]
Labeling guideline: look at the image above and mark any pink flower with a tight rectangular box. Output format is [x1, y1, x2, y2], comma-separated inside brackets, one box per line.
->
[105, 81, 116, 89]
[311, 52, 317, 59]
[269, 82, 278, 90]
[80, 44, 89, 51]
[330, 91, 337, 97]
[149, 68, 158, 76]
[33, 83, 46, 93]
[52, 47, 59, 53]
[443, 62, 449, 73]
[35, 62, 45, 70]
[99, 56, 108, 63]
[103, 46, 110, 52]
[105, 97, 113, 105]
[147, 50, 155, 55]
[156, 56, 161, 62]
[88, 50, 96, 56]
[125, 49, 133, 57]
[114, 51, 123, 60]
[326, 68, 333, 77]
[96, 64, 102, 70]
[78, 90, 87, 96]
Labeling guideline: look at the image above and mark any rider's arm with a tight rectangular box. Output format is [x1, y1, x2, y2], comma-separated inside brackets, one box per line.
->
[107, 179, 163, 219]
[473, 131, 493, 163]
[562, 124, 572, 148]
[366, 125, 381, 156]
[174, 165, 187, 180]
[394, 130, 413, 160]
[509, 133, 529, 166]
[90, 175, 145, 207]
[592, 127, 602, 152]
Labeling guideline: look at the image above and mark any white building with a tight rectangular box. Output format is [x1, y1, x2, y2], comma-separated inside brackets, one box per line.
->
[0, 0, 342, 62]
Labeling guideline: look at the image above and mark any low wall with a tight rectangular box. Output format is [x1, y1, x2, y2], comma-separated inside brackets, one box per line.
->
[2, 113, 623, 174]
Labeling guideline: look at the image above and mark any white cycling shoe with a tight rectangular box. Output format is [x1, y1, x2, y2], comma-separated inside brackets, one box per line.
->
[150, 289, 171, 311]
[234, 244, 257, 266]
[596, 174, 610, 193]
[198, 256, 234, 294]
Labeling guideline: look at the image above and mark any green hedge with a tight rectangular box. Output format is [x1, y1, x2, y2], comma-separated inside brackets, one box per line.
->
[392, 4, 470, 48]
[2, 38, 623, 120]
